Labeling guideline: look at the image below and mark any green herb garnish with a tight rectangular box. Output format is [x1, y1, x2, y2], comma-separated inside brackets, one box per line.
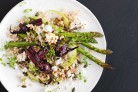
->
[0, 58, 2, 61]
[50, 23, 64, 33]
[82, 57, 88, 68]
[7, 56, 17, 68]
[42, 18, 47, 24]
[46, 45, 56, 57]
[77, 72, 83, 80]
[28, 63, 38, 72]
[19, 1, 27, 7]
[84, 79, 87, 83]
[0, 58, 6, 66]
[24, 9, 32, 13]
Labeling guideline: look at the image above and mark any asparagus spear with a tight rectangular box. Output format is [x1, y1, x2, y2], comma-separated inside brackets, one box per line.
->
[81, 42, 113, 54]
[18, 32, 102, 40]
[77, 47, 113, 70]
[65, 37, 97, 43]
[17, 33, 98, 43]
[57, 32, 103, 38]
[5, 42, 37, 49]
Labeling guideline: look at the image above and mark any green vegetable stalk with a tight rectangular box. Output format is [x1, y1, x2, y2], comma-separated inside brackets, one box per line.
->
[17, 32, 98, 43]
[7, 56, 17, 68]
[5, 42, 37, 49]
[57, 32, 103, 38]
[81, 42, 113, 55]
[77, 47, 113, 70]
[18, 34, 27, 38]
[68, 37, 97, 43]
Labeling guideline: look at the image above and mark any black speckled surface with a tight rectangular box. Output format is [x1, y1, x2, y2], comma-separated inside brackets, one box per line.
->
[0, 0, 138, 92]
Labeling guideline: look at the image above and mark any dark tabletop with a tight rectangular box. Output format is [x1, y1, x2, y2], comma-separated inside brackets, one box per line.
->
[0, 0, 138, 92]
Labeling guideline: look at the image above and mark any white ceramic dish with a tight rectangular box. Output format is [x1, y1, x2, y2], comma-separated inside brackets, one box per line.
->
[0, 0, 106, 92]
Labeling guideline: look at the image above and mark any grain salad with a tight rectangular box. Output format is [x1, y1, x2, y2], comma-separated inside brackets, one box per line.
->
[1, 9, 113, 91]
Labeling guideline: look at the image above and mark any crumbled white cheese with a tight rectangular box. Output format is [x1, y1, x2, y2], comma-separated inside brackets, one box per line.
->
[17, 52, 26, 62]
[34, 27, 44, 43]
[45, 32, 58, 44]
[52, 66, 58, 71]
[43, 25, 53, 33]
[27, 24, 34, 29]
[71, 74, 75, 78]
[55, 58, 63, 65]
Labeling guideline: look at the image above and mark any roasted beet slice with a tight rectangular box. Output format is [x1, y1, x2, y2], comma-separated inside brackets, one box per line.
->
[37, 45, 50, 59]
[55, 44, 68, 57]
[25, 49, 37, 64]
[26, 47, 41, 64]
[26, 46, 52, 72]
[11, 24, 30, 34]
[19, 24, 30, 33]
[27, 46, 36, 54]
[38, 62, 52, 73]
[37, 49, 48, 59]
[55, 40, 78, 57]
[30, 18, 42, 26]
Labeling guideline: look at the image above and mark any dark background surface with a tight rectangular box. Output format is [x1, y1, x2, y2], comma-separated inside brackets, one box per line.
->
[0, 0, 138, 92]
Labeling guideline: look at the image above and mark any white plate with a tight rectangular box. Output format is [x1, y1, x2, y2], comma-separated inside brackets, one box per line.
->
[0, 0, 106, 92]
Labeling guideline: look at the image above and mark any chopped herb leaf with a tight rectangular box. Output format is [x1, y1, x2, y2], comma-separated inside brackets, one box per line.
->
[46, 46, 55, 57]
[24, 9, 32, 13]
[7, 56, 17, 68]
[50, 23, 63, 33]
[77, 72, 87, 83]
[0, 58, 2, 61]
[28, 62, 38, 72]
[84, 79, 87, 83]
[82, 57, 88, 68]
[42, 18, 47, 24]
[20, 75, 27, 88]
[77, 72, 83, 80]
[19, 1, 27, 7]
[0, 58, 6, 66]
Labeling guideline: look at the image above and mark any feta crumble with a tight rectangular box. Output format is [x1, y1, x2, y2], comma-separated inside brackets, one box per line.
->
[17, 52, 26, 62]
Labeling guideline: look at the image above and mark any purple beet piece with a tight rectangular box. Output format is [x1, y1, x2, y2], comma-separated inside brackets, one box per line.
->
[11, 24, 30, 34]
[37, 49, 48, 59]
[26, 47, 41, 64]
[55, 40, 79, 57]
[37, 45, 50, 59]
[30, 18, 42, 26]
[19, 24, 30, 33]
[38, 62, 52, 73]
[25, 49, 37, 64]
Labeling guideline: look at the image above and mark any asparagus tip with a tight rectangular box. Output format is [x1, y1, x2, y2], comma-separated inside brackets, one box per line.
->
[90, 32, 104, 37]
[102, 63, 113, 70]
[106, 49, 113, 55]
